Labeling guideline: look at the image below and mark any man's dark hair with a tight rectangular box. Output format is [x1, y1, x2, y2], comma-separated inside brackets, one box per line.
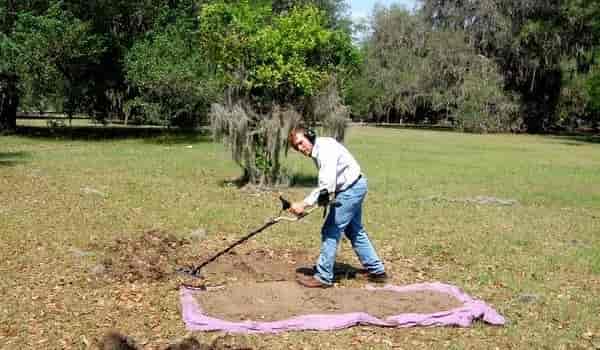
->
[288, 127, 316, 149]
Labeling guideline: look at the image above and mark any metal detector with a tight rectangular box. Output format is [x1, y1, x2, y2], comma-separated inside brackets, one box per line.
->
[176, 192, 331, 279]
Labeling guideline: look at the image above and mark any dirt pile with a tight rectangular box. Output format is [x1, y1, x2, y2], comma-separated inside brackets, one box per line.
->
[95, 230, 191, 282]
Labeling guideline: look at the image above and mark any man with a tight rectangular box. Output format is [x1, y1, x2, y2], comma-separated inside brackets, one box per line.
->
[287, 127, 387, 288]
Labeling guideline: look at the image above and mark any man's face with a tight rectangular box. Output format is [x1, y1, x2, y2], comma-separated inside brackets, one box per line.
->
[291, 132, 313, 157]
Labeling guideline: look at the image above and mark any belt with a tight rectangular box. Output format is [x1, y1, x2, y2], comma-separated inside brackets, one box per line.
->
[336, 175, 362, 194]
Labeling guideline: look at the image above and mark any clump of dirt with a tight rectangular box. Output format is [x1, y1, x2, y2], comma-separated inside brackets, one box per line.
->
[96, 230, 191, 282]
[194, 281, 464, 321]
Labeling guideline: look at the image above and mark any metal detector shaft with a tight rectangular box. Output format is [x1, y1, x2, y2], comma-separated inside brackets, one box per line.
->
[186, 219, 279, 276]
[179, 196, 316, 278]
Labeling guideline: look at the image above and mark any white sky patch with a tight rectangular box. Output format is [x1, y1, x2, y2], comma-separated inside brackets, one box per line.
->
[348, 0, 418, 42]
[350, 9, 369, 22]
[348, 0, 418, 21]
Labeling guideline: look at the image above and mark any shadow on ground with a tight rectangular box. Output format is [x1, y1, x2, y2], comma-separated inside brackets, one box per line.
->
[372, 123, 600, 144]
[217, 173, 317, 189]
[549, 133, 600, 145]
[15, 125, 211, 143]
[0, 151, 31, 167]
[296, 262, 365, 282]
[373, 123, 455, 133]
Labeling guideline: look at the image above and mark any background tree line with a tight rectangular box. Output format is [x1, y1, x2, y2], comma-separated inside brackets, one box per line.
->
[348, 0, 600, 133]
[2, 0, 599, 133]
[0, 0, 351, 130]
[1, 0, 599, 182]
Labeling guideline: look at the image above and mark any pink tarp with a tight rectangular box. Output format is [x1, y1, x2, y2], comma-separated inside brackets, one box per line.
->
[180, 282, 505, 333]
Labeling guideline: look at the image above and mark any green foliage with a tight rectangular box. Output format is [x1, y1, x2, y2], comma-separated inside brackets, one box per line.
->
[60, 0, 186, 122]
[557, 59, 591, 130]
[252, 6, 329, 95]
[345, 64, 380, 119]
[454, 59, 520, 133]
[421, 0, 600, 133]
[125, 18, 220, 127]
[0, 33, 19, 73]
[199, 1, 358, 103]
[350, 6, 518, 132]
[65, 0, 167, 51]
[199, 1, 269, 73]
[122, 97, 164, 126]
[347, 6, 422, 121]
[556, 49, 600, 130]
[585, 65, 600, 124]
[5, 2, 104, 113]
[269, 0, 350, 30]
[561, 0, 600, 54]
[203, 1, 356, 185]
[252, 5, 357, 97]
[586, 59, 600, 108]
[3, 0, 599, 135]
[426, 32, 520, 132]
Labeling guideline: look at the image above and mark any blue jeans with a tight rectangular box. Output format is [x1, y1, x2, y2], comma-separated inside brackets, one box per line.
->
[314, 177, 385, 285]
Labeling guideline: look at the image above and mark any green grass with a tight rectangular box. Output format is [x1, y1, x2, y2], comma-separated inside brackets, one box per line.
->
[1, 126, 600, 349]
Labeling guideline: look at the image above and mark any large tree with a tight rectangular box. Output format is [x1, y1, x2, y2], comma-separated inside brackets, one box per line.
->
[0, 1, 105, 131]
[0, 72, 18, 132]
[421, 0, 600, 133]
[0, 0, 49, 132]
[14, 3, 105, 113]
[0, 0, 191, 131]
[348, 5, 518, 132]
[201, 1, 358, 185]
[270, 0, 350, 30]
[62, 0, 176, 121]
[125, 12, 220, 127]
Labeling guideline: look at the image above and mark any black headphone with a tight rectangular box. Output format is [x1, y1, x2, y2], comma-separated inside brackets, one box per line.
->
[304, 128, 316, 145]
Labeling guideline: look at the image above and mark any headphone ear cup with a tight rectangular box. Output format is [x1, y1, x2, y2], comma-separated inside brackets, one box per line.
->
[305, 129, 316, 144]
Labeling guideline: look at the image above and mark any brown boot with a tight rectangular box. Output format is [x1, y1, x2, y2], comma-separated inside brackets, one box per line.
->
[296, 274, 332, 288]
[367, 272, 389, 283]
[357, 270, 389, 283]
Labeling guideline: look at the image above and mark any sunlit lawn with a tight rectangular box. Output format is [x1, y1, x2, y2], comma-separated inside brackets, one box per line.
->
[1, 124, 599, 349]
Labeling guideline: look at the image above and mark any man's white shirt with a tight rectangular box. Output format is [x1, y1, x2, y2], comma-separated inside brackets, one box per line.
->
[303, 137, 362, 206]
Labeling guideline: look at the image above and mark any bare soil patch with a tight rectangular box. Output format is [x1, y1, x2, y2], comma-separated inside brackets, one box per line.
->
[93, 230, 462, 323]
[93, 230, 318, 284]
[195, 281, 462, 321]
[199, 248, 316, 283]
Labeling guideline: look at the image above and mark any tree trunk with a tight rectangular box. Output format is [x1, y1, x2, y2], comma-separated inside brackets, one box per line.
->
[0, 73, 19, 133]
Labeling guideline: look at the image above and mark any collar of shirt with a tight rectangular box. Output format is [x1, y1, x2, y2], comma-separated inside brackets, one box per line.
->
[302, 137, 362, 206]
[310, 138, 321, 159]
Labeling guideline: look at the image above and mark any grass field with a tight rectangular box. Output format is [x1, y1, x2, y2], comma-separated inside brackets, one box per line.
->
[1, 125, 599, 349]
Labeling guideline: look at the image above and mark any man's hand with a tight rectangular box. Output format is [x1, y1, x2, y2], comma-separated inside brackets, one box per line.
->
[289, 202, 306, 216]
